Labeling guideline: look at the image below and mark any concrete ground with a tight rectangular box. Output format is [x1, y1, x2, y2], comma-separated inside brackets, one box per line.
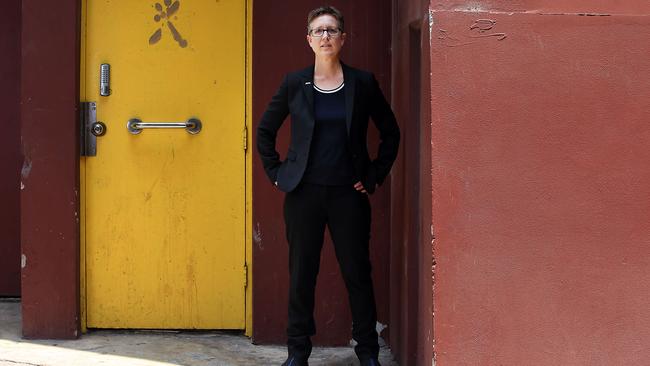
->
[0, 300, 397, 366]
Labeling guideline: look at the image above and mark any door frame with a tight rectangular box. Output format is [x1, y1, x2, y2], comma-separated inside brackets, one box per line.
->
[78, 0, 254, 335]
[20, 0, 82, 339]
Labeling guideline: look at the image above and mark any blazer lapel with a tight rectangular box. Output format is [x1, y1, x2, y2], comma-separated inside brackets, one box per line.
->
[342, 63, 356, 135]
[301, 65, 315, 122]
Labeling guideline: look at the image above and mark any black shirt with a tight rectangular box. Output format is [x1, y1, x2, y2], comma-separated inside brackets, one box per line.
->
[301, 83, 356, 185]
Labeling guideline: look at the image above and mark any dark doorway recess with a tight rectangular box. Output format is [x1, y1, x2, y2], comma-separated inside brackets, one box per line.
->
[0, 0, 22, 297]
[389, 7, 434, 363]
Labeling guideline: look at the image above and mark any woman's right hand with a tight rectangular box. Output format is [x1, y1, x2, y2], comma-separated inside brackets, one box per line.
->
[354, 181, 368, 194]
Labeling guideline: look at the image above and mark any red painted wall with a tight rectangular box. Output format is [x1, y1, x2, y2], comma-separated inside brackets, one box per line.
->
[430, 2, 650, 365]
[252, 1, 392, 345]
[0, 0, 21, 297]
[432, 0, 650, 14]
[21, 0, 80, 338]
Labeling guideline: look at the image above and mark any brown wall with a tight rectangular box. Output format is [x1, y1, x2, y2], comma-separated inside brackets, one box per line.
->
[0, 0, 21, 297]
[252, 1, 392, 345]
[390, 0, 434, 364]
[430, 1, 650, 365]
[20, 0, 80, 338]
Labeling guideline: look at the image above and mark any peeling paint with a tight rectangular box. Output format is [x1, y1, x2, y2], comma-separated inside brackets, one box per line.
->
[21, 254, 26, 268]
[452, 3, 487, 13]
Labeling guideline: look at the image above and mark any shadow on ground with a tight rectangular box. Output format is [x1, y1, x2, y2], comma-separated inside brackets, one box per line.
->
[0, 301, 397, 366]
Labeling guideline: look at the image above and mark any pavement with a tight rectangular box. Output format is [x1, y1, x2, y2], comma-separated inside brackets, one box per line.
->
[0, 300, 397, 366]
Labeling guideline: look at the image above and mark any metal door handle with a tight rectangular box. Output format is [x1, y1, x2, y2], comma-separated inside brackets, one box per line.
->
[127, 118, 202, 135]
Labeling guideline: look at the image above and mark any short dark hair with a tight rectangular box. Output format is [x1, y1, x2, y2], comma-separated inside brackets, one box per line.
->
[307, 6, 344, 33]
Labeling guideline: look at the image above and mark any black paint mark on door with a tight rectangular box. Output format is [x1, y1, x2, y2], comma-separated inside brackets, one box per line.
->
[149, 0, 188, 48]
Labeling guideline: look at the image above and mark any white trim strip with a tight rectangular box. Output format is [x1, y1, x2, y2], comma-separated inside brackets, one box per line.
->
[313, 82, 345, 94]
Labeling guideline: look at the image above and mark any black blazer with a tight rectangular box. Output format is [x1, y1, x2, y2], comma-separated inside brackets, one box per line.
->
[256, 63, 400, 194]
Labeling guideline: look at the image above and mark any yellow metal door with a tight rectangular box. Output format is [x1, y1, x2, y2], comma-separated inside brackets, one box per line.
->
[83, 0, 246, 329]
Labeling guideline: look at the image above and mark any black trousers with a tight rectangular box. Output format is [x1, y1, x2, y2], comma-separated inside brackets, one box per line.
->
[283, 183, 379, 362]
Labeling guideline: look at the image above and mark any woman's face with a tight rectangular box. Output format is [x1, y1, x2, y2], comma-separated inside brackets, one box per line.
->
[306, 14, 346, 58]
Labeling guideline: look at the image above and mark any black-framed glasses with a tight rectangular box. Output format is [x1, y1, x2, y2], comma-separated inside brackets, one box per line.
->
[308, 27, 342, 37]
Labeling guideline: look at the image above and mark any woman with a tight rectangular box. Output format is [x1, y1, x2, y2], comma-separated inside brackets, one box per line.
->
[257, 6, 400, 366]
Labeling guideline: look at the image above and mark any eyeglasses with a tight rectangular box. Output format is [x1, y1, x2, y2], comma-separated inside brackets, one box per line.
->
[308, 27, 342, 38]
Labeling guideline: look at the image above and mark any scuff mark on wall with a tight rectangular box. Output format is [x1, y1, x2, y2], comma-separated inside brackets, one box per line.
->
[253, 222, 263, 250]
[21, 254, 26, 269]
[20, 157, 32, 191]
[21, 157, 32, 179]
[466, 18, 507, 40]
[577, 13, 611, 17]
[438, 18, 507, 47]
[429, 9, 434, 47]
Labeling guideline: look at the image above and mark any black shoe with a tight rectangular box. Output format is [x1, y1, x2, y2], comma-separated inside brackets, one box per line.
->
[360, 359, 381, 366]
[281, 355, 308, 366]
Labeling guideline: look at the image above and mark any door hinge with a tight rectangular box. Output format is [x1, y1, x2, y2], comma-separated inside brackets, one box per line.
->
[243, 126, 248, 151]
[244, 263, 249, 289]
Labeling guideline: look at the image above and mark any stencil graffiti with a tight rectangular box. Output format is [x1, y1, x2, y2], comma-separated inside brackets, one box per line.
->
[149, 0, 188, 48]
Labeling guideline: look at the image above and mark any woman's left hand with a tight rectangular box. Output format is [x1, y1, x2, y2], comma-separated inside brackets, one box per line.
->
[354, 181, 367, 194]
